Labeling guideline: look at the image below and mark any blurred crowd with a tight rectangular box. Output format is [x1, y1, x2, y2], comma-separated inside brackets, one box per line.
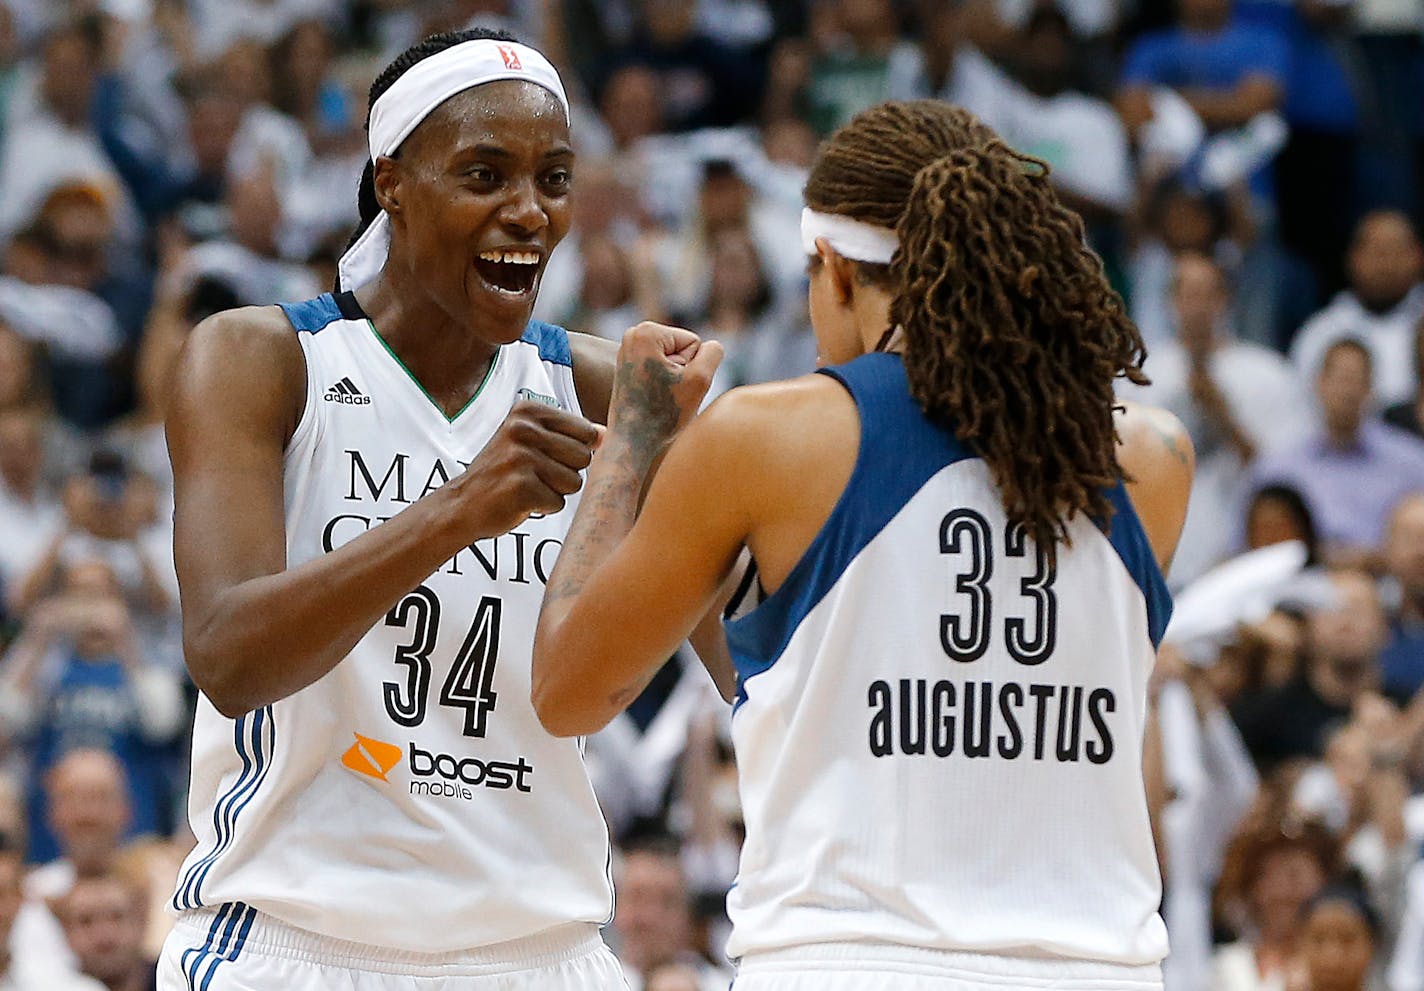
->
[0, 0, 1417, 989]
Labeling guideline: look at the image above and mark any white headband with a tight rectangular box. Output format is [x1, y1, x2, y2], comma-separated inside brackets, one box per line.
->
[800, 208, 899, 265]
[338, 39, 571, 292]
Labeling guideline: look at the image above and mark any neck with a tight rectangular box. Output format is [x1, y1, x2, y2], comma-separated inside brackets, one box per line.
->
[357, 272, 503, 412]
[854, 290, 896, 355]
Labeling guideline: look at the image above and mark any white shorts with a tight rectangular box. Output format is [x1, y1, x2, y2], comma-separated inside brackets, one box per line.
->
[158, 903, 629, 991]
[732, 944, 1163, 991]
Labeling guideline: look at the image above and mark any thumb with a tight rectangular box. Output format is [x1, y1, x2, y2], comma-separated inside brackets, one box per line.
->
[687, 339, 724, 382]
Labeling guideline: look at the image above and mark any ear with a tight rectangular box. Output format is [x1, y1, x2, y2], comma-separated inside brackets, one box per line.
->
[816, 237, 857, 307]
[372, 156, 403, 219]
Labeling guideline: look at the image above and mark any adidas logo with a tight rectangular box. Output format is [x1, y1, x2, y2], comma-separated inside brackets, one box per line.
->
[342, 733, 401, 782]
[325, 377, 371, 405]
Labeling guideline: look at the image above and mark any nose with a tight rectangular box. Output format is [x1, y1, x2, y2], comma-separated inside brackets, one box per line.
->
[499, 177, 547, 238]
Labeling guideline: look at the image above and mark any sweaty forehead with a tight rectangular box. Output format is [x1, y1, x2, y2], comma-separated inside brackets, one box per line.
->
[399, 80, 569, 162]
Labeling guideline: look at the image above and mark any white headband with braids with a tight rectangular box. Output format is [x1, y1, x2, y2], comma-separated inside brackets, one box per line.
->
[800, 208, 900, 265]
[337, 39, 570, 292]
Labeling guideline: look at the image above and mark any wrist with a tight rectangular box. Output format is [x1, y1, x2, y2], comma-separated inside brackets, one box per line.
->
[599, 427, 667, 481]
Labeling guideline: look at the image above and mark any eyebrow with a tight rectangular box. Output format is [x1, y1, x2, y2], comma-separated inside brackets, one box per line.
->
[455, 143, 574, 162]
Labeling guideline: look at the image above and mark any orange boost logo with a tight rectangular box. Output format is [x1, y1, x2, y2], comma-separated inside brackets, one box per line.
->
[497, 45, 522, 70]
[342, 733, 402, 782]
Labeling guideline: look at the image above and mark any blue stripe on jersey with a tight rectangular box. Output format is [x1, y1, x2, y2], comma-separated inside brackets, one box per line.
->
[725, 353, 976, 709]
[181, 903, 232, 991]
[521, 321, 572, 367]
[174, 708, 275, 910]
[279, 294, 342, 333]
[1105, 484, 1173, 647]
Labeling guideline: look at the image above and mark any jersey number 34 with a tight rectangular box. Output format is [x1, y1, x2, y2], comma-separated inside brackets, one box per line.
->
[381, 585, 501, 737]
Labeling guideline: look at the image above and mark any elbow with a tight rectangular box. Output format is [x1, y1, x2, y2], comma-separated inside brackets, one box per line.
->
[531, 678, 604, 738]
[182, 631, 261, 720]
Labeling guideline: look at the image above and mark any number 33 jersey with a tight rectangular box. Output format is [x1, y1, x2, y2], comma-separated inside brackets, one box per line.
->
[723, 353, 1172, 970]
[172, 293, 613, 951]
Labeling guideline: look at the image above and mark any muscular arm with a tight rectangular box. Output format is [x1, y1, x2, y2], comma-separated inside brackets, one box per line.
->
[171, 308, 596, 717]
[1115, 400, 1196, 573]
[570, 332, 617, 425]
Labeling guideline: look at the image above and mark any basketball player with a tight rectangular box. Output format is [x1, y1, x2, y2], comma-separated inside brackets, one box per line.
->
[533, 101, 1194, 990]
[158, 30, 630, 990]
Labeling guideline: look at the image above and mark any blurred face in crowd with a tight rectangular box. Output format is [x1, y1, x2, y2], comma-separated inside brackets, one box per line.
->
[1017, 12, 1073, 97]
[1301, 899, 1375, 991]
[220, 39, 273, 108]
[226, 166, 283, 256]
[708, 229, 768, 318]
[0, 852, 22, 951]
[1171, 252, 1229, 353]
[41, 192, 113, 290]
[571, 164, 633, 238]
[839, 0, 896, 36]
[579, 235, 633, 311]
[601, 67, 663, 148]
[640, 0, 696, 45]
[41, 28, 99, 128]
[1386, 495, 1424, 610]
[187, 88, 245, 178]
[0, 408, 41, 496]
[1178, 0, 1232, 31]
[1348, 212, 1424, 312]
[47, 750, 132, 874]
[1160, 192, 1219, 254]
[1249, 846, 1326, 940]
[70, 593, 130, 660]
[1307, 571, 1386, 705]
[1245, 492, 1307, 551]
[0, 322, 33, 408]
[60, 875, 147, 984]
[762, 118, 817, 169]
[614, 850, 692, 973]
[700, 168, 750, 234]
[279, 21, 332, 111]
[1316, 343, 1371, 440]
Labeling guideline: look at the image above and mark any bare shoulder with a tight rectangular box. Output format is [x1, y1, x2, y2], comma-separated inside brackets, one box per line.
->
[169, 305, 308, 454]
[568, 331, 618, 425]
[703, 372, 855, 433]
[1114, 399, 1195, 571]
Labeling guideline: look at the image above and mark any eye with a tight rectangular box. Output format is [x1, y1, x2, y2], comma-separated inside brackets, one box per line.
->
[542, 167, 572, 190]
[464, 165, 498, 185]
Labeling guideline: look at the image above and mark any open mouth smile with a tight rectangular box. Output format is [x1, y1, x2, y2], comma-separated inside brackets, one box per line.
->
[474, 249, 541, 297]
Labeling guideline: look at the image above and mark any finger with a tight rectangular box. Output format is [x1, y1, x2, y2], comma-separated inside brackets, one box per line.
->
[591, 424, 607, 452]
[685, 339, 724, 384]
[519, 402, 600, 446]
[533, 459, 584, 499]
[530, 427, 595, 472]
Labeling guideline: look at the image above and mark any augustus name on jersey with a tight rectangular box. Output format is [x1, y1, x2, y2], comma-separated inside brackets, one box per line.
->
[171, 292, 612, 953]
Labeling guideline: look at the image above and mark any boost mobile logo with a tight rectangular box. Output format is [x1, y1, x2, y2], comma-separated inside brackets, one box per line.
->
[342, 733, 402, 781]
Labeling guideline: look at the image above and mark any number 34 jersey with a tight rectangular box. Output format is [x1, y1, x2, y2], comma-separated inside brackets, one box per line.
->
[171, 292, 613, 952]
[723, 353, 1172, 971]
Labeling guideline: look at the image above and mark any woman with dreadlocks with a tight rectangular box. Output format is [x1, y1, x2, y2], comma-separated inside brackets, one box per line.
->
[159, 28, 642, 991]
[534, 99, 1194, 990]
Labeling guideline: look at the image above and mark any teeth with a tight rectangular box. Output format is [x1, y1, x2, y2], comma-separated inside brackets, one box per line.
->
[478, 250, 540, 265]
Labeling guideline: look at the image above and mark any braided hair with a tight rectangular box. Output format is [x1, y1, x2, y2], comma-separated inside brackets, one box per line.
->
[343, 28, 521, 256]
[803, 100, 1148, 554]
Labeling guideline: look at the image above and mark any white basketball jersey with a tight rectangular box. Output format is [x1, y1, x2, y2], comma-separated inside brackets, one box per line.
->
[171, 292, 613, 951]
[724, 354, 1171, 972]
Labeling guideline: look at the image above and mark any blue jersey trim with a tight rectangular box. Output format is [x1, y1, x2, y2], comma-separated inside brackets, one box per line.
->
[1104, 485, 1173, 648]
[520, 320, 573, 367]
[723, 352, 1173, 709]
[279, 294, 342, 334]
[725, 354, 975, 710]
[173, 707, 275, 911]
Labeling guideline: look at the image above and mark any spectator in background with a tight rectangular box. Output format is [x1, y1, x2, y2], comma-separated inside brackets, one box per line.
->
[765, 0, 917, 135]
[612, 836, 732, 991]
[1212, 824, 1337, 991]
[1245, 485, 1320, 562]
[0, 831, 103, 990]
[979, 7, 1133, 228]
[561, 233, 659, 342]
[1290, 211, 1424, 408]
[1235, 570, 1388, 767]
[602, 0, 755, 132]
[1131, 252, 1304, 585]
[56, 872, 157, 991]
[0, 571, 183, 861]
[1299, 886, 1380, 991]
[884, 0, 1007, 110]
[0, 407, 59, 619]
[1384, 316, 1424, 438]
[1115, 0, 1288, 171]
[0, 14, 136, 243]
[1252, 339, 1424, 567]
[1382, 495, 1424, 703]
